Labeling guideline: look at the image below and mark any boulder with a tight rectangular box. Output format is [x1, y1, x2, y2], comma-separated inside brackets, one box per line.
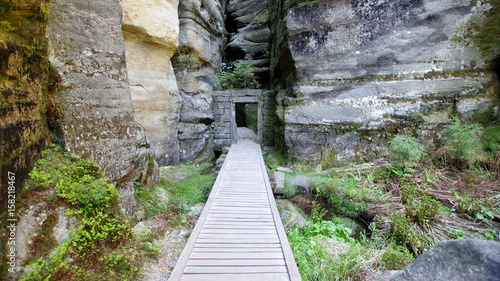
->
[391, 239, 500, 281]
[276, 200, 307, 230]
[287, 175, 313, 194]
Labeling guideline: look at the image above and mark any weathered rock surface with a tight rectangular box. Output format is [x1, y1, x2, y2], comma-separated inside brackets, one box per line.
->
[273, 170, 286, 194]
[287, 175, 313, 194]
[269, 0, 500, 164]
[47, 0, 158, 216]
[276, 199, 307, 230]
[0, 0, 49, 217]
[13, 204, 76, 274]
[391, 239, 500, 281]
[172, 0, 226, 163]
[225, 0, 271, 84]
[122, 0, 182, 166]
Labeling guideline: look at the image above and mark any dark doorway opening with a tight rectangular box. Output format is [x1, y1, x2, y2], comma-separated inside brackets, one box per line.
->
[235, 103, 258, 134]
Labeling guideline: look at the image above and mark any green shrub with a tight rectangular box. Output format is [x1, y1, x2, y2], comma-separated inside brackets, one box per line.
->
[22, 145, 144, 281]
[71, 211, 130, 256]
[482, 126, 500, 152]
[388, 134, 424, 166]
[443, 118, 485, 167]
[379, 242, 413, 270]
[287, 221, 356, 280]
[56, 177, 117, 210]
[213, 62, 260, 90]
[28, 145, 118, 211]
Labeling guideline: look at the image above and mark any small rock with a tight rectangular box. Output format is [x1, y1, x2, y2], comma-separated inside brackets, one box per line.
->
[132, 221, 153, 236]
[273, 171, 286, 195]
[52, 206, 75, 244]
[188, 203, 205, 219]
[277, 167, 293, 173]
[172, 229, 189, 242]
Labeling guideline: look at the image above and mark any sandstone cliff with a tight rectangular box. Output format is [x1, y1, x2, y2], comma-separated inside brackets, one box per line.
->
[172, 0, 225, 163]
[122, 0, 182, 166]
[47, 0, 158, 216]
[225, 0, 271, 86]
[269, 0, 500, 165]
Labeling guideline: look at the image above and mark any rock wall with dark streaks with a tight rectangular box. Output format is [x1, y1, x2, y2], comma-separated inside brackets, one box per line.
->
[0, 1, 50, 273]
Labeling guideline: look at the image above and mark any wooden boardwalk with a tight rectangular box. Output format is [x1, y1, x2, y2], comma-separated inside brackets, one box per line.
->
[169, 140, 300, 281]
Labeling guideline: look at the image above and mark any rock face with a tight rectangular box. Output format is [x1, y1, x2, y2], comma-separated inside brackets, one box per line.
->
[172, 0, 226, 163]
[122, 0, 182, 166]
[391, 239, 500, 281]
[269, 0, 500, 165]
[47, 0, 158, 216]
[0, 0, 49, 217]
[225, 0, 271, 85]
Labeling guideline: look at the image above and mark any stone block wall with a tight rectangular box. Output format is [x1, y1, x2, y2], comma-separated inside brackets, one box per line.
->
[212, 90, 276, 151]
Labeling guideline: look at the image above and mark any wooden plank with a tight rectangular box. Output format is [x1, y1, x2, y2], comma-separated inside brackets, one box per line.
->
[203, 220, 275, 225]
[194, 243, 282, 248]
[168, 141, 237, 280]
[181, 273, 290, 281]
[196, 238, 280, 244]
[184, 266, 288, 274]
[193, 247, 283, 252]
[189, 252, 284, 259]
[187, 259, 286, 266]
[201, 229, 277, 234]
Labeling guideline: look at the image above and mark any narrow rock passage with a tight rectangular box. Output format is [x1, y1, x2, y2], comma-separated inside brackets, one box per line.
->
[169, 140, 300, 281]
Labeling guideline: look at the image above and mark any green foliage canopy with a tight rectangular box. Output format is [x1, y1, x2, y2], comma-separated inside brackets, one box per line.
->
[213, 62, 261, 90]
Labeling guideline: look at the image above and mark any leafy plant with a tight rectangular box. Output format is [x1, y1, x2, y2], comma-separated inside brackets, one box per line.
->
[173, 52, 197, 70]
[213, 61, 260, 90]
[287, 221, 358, 280]
[388, 134, 425, 167]
[447, 229, 465, 239]
[314, 174, 372, 219]
[389, 211, 430, 254]
[454, 192, 496, 222]
[378, 242, 413, 270]
[482, 126, 500, 152]
[28, 145, 117, 211]
[22, 145, 144, 281]
[401, 185, 440, 227]
[443, 117, 485, 167]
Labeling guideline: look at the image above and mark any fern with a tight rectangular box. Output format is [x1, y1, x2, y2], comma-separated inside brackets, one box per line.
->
[388, 134, 424, 166]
